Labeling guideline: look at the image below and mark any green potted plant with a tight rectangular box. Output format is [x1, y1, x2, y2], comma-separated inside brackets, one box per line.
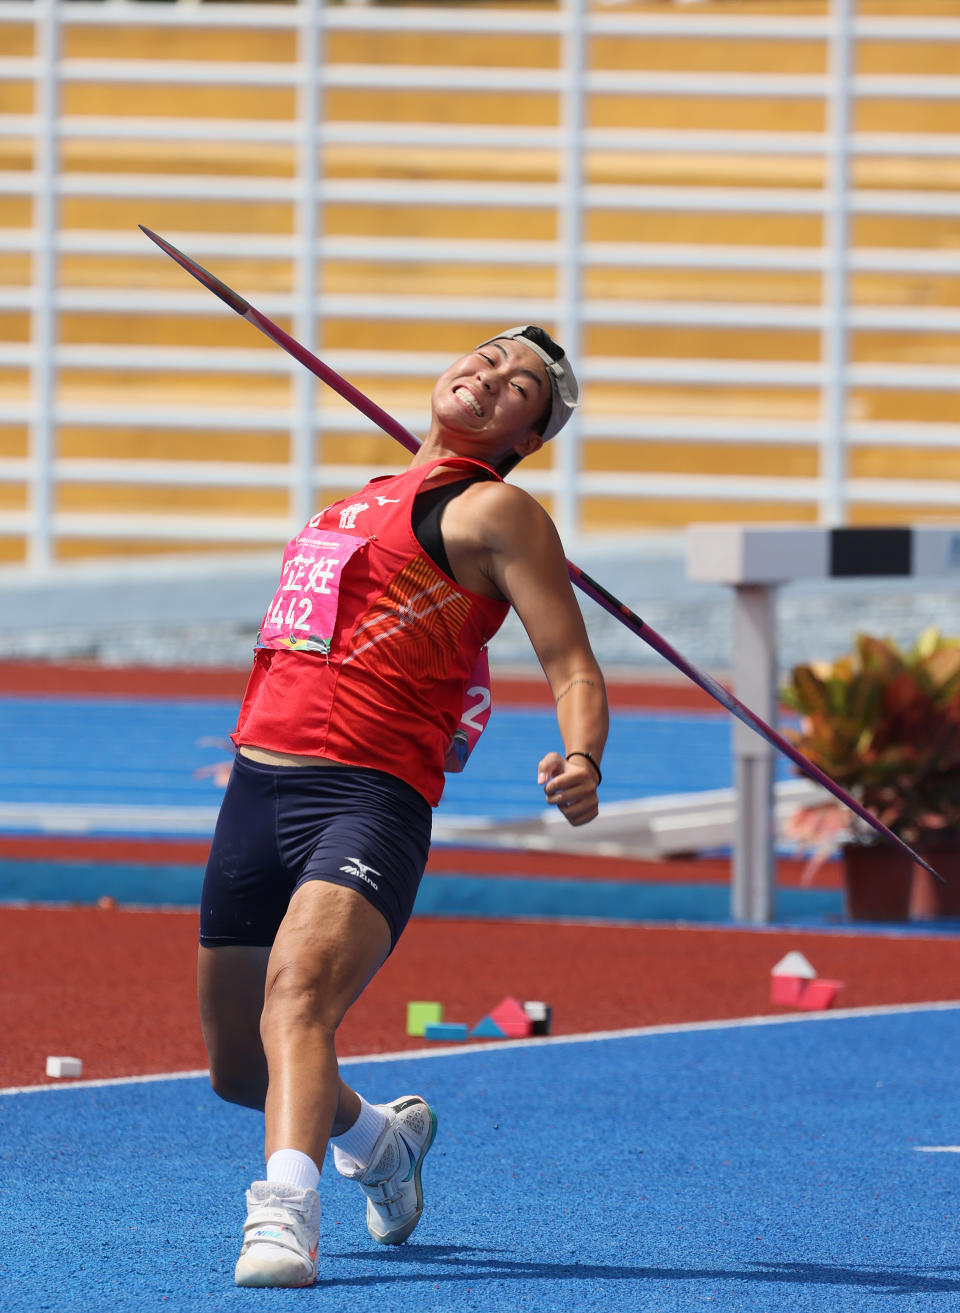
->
[781, 628, 960, 921]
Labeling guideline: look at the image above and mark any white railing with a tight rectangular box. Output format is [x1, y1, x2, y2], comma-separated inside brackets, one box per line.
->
[2, 0, 960, 572]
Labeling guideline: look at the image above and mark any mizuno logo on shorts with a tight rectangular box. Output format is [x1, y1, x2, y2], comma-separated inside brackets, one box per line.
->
[339, 857, 382, 891]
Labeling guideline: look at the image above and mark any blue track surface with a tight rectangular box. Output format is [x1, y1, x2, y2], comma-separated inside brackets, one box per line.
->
[0, 695, 766, 822]
[0, 859, 848, 923]
[0, 693, 829, 924]
[3, 1007, 958, 1312]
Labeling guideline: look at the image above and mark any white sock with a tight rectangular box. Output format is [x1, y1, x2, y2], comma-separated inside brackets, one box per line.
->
[331, 1095, 389, 1172]
[265, 1147, 321, 1192]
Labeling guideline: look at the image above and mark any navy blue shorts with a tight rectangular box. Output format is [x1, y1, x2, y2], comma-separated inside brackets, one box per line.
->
[199, 753, 432, 951]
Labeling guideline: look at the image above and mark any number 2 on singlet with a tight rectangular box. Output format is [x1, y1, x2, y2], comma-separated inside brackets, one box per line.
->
[444, 649, 493, 773]
[460, 684, 491, 731]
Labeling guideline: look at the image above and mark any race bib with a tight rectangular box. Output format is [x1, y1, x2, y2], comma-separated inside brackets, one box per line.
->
[444, 648, 493, 773]
[257, 526, 365, 656]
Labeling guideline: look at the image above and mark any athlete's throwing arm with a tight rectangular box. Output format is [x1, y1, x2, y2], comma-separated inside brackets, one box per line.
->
[439, 476, 608, 827]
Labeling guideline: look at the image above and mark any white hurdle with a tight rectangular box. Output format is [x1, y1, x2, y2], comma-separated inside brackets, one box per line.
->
[687, 524, 960, 923]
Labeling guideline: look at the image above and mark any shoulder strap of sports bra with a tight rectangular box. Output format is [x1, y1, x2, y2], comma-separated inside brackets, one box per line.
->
[412, 474, 490, 580]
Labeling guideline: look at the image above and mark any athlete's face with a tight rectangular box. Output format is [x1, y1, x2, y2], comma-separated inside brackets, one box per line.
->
[430, 338, 551, 459]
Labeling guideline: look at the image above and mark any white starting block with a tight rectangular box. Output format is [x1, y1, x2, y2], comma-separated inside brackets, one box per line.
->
[687, 524, 960, 923]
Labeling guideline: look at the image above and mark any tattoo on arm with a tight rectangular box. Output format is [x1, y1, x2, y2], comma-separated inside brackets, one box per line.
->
[555, 677, 598, 705]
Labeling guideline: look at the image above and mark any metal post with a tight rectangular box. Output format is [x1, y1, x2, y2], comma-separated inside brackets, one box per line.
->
[556, 0, 586, 544]
[294, 0, 323, 528]
[821, 0, 854, 526]
[30, 0, 60, 569]
[731, 583, 778, 922]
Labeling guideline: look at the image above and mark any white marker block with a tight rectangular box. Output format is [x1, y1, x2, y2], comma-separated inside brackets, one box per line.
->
[771, 951, 817, 979]
[46, 1056, 83, 1079]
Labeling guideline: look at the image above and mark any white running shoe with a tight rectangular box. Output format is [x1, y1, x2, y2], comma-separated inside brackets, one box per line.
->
[336, 1094, 437, 1245]
[234, 1181, 322, 1288]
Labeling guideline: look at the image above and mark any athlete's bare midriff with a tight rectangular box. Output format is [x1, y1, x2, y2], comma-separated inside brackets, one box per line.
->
[238, 745, 339, 769]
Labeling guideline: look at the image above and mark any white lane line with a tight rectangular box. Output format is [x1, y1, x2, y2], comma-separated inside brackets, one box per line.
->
[915, 1146, 960, 1153]
[3, 999, 959, 1097]
[0, 1067, 210, 1096]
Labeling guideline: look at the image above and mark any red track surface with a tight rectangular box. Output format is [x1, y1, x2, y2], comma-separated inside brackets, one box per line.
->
[3, 906, 958, 1090]
[0, 659, 724, 710]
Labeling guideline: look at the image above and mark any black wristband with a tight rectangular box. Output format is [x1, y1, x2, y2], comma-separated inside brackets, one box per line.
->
[566, 751, 602, 786]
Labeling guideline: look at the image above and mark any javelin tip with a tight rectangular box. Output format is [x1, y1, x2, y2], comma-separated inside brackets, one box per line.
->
[918, 854, 946, 884]
[138, 225, 250, 315]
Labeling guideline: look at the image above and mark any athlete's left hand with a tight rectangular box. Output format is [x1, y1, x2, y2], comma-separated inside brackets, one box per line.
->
[537, 751, 600, 826]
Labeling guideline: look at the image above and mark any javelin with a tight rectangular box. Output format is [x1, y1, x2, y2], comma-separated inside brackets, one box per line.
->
[138, 224, 941, 881]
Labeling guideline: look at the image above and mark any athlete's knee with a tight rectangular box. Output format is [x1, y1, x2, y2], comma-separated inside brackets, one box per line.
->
[261, 957, 344, 1035]
[201, 1009, 268, 1109]
[207, 1057, 267, 1110]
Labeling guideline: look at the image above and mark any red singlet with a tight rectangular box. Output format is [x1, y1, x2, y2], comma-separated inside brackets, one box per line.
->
[232, 458, 510, 806]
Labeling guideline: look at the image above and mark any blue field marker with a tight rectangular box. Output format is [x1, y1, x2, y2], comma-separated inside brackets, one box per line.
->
[469, 1015, 507, 1039]
[422, 1021, 468, 1041]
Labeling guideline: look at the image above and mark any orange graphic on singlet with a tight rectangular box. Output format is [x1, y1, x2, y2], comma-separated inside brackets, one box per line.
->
[344, 555, 472, 680]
